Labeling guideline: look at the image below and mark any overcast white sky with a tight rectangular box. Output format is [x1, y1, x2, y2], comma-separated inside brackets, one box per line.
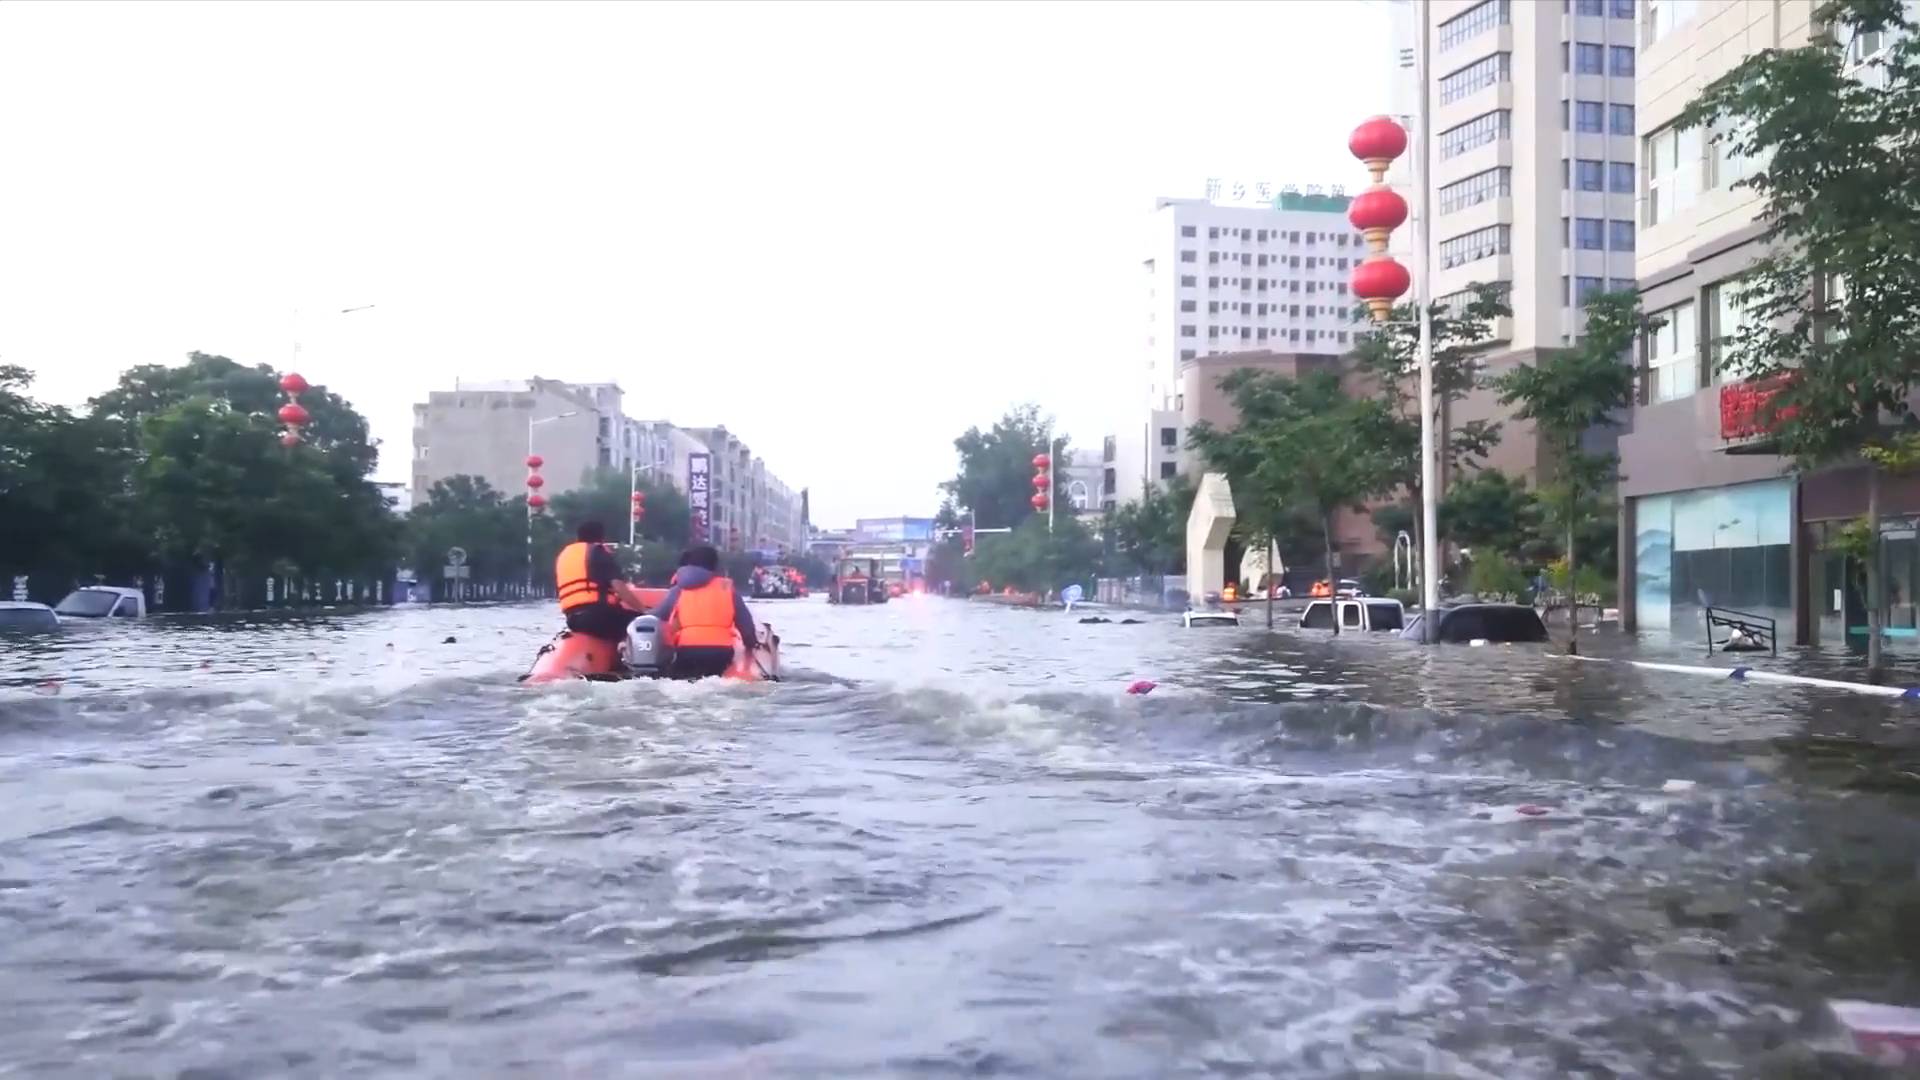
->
[0, 0, 1388, 525]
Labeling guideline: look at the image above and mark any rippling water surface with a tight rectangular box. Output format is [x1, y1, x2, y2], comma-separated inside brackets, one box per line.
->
[5, 597, 1920, 1078]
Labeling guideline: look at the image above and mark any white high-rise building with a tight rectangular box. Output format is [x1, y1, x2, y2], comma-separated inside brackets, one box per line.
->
[1118, 193, 1368, 504]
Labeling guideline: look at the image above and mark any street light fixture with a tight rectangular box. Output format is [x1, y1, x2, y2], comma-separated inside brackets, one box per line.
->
[526, 411, 579, 590]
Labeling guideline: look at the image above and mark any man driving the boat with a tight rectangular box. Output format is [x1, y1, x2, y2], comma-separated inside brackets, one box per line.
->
[556, 521, 651, 643]
[652, 545, 758, 678]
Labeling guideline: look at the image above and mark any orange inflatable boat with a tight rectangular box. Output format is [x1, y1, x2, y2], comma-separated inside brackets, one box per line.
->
[519, 589, 781, 685]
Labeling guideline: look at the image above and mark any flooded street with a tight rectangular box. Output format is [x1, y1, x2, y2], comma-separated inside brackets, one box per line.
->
[3, 598, 1920, 1077]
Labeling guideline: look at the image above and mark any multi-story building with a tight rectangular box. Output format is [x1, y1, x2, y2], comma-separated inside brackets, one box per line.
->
[1120, 191, 1371, 504]
[1392, 0, 1641, 487]
[412, 382, 805, 554]
[681, 426, 806, 555]
[1616, 0, 1844, 643]
[410, 378, 622, 506]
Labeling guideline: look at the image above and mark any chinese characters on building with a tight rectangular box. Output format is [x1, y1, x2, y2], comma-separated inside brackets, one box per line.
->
[687, 453, 711, 543]
[1204, 179, 1347, 207]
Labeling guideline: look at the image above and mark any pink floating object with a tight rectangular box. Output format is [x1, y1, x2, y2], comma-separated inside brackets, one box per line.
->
[1833, 1000, 1920, 1065]
[33, 680, 61, 695]
[1125, 680, 1157, 696]
[1515, 804, 1550, 816]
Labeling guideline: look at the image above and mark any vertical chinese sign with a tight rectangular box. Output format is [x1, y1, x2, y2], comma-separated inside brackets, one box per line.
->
[688, 453, 712, 543]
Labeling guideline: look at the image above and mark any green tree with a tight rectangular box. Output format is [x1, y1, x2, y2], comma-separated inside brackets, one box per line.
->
[1105, 472, 1195, 575]
[1437, 469, 1543, 561]
[1350, 281, 1512, 585]
[943, 405, 1067, 530]
[1188, 369, 1402, 632]
[1493, 291, 1640, 653]
[547, 468, 692, 549]
[1677, 0, 1920, 674]
[971, 513, 1101, 595]
[405, 475, 527, 599]
[0, 367, 143, 599]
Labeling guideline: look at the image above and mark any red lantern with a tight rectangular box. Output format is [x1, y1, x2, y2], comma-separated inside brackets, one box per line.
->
[1030, 492, 1048, 510]
[1032, 472, 1051, 489]
[1351, 257, 1412, 322]
[280, 431, 301, 448]
[525, 473, 545, 489]
[1349, 115, 1408, 182]
[527, 493, 547, 510]
[278, 372, 310, 396]
[1347, 187, 1409, 253]
[277, 402, 310, 426]
[1031, 452, 1050, 469]
[525, 454, 544, 469]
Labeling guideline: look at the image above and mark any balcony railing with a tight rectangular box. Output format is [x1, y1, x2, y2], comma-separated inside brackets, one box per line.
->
[1718, 372, 1798, 444]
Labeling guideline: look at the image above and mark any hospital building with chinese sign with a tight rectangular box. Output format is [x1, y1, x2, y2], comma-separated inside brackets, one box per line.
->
[1109, 186, 1372, 509]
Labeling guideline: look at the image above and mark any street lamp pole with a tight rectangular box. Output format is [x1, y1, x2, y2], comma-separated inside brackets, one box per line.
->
[527, 411, 578, 591]
[1049, 436, 1065, 534]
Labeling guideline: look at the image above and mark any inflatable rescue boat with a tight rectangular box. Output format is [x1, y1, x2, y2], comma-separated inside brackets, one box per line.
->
[519, 588, 781, 685]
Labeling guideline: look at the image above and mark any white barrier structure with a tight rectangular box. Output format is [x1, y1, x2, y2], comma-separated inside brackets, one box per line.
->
[1186, 472, 1236, 603]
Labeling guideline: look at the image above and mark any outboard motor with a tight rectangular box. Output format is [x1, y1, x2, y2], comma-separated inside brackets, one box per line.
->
[624, 614, 667, 676]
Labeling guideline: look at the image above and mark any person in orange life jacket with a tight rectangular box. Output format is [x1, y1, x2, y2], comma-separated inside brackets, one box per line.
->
[555, 520, 651, 643]
[651, 545, 758, 678]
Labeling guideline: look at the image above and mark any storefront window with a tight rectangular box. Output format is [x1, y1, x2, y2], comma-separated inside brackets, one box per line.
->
[1633, 479, 1792, 634]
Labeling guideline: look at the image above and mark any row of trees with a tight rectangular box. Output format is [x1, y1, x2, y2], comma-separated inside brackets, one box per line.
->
[1, 352, 402, 607]
[0, 352, 824, 609]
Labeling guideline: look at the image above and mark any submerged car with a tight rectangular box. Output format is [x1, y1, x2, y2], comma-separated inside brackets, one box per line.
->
[1400, 602, 1549, 644]
[0, 601, 60, 632]
[1299, 597, 1405, 632]
[54, 586, 145, 619]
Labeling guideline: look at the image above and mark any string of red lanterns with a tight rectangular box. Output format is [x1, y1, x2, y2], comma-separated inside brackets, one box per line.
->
[1347, 115, 1413, 322]
[277, 372, 311, 447]
[1030, 452, 1050, 512]
[631, 488, 646, 528]
[526, 454, 547, 511]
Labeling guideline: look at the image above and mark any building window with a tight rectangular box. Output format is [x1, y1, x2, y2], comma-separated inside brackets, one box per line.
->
[1180, 299, 1196, 312]
[1438, 109, 1510, 158]
[1179, 274, 1195, 287]
[1708, 279, 1759, 376]
[1574, 276, 1605, 304]
[1575, 100, 1604, 133]
[1647, 0, 1698, 45]
[1610, 45, 1635, 76]
[1438, 224, 1511, 267]
[1208, 276, 1219, 288]
[1576, 158, 1604, 191]
[1438, 167, 1511, 213]
[1609, 219, 1635, 251]
[1708, 118, 1768, 190]
[1646, 300, 1699, 402]
[1439, 52, 1511, 104]
[1560, 99, 1570, 130]
[1610, 0, 1633, 15]
[1608, 277, 1635, 293]
[1438, 0, 1509, 51]
[1159, 461, 1178, 480]
[1180, 250, 1196, 263]
[1575, 0, 1603, 13]
[1608, 161, 1634, 194]
[1208, 252, 1220, 264]
[1181, 225, 1196, 237]
[1160, 426, 1178, 448]
[1573, 42, 1604, 74]
[1609, 103, 1635, 135]
[1645, 123, 1702, 225]
[1180, 324, 1196, 337]
[1179, 349, 1196, 362]
[1208, 227, 1219, 239]
[1575, 217, 1604, 250]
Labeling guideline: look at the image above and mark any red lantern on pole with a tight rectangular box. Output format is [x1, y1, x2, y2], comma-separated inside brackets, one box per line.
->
[1348, 116, 1413, 324]
[526, 454, 545, 514]
[527, 493, 547, 510]
[631, 490, 645, 523]
[1031, 453, 1050, 469]
[525, 454, 543, 469]
[277, 372, 310, 445]
[1032, 472, 1051, 489]
[1030, 492, 1048, 511]
[525, 473, 545, 489]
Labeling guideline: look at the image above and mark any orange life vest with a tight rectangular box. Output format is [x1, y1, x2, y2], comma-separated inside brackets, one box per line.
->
[555, 542, 612, 611]
[669, 576, 738, 648]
